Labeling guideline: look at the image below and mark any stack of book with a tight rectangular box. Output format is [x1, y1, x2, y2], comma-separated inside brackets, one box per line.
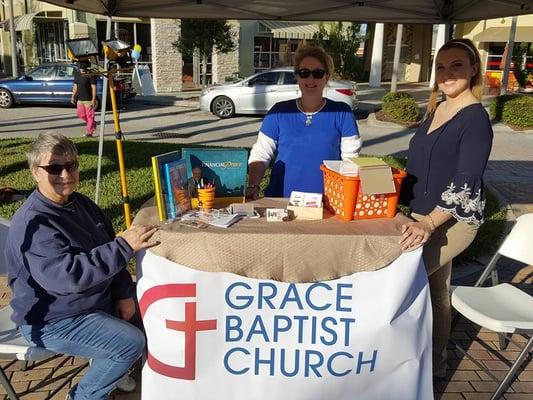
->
[152, 150, 191, 222]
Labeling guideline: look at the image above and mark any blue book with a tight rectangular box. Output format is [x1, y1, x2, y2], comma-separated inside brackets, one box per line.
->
[182, 147, 248, 207]
[164, 162, 177, 219]
[151, 150, 181, 221]
[163, 159, 190, 219]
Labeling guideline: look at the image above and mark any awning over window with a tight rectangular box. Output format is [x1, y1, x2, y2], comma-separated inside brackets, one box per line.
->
[258, 21, 320, 40]
[473, 26, 533, 43]
[0, 12, 39, 32]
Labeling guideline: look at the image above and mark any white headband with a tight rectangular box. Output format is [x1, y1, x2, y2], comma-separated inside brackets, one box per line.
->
[447, 41, 478, 60]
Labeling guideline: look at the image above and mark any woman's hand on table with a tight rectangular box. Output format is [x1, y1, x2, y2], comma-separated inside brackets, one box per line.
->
[116, 297, 136, 321]
[119, 225, 160, 253]
[399, 220, 434, 251]
[245, 185, 260, 200]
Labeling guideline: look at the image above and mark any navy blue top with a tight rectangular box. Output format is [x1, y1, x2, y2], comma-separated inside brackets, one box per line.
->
[400, 103, 493, 225]
[74, 70, 97, 101]
[6, 190, 134, 326]
[260, 99, 359, 197]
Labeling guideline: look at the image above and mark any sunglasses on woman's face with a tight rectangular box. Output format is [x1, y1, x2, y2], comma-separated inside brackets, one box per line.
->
[296, 68, 327, 79]
[38, 160, 79, 175]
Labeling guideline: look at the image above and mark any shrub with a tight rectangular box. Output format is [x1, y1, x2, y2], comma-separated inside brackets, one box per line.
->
[381, 92, 419, 123]
[489, 94, 533, 129]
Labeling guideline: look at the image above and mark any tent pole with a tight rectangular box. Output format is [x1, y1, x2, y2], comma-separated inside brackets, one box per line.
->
[500, 16, 517, 96]
[369, 23, 384, 88]
[430, 24, 447, 88]
[8, 0, 18, 77]
[390, 24, 403, 93]
[95, 17, 112, 205]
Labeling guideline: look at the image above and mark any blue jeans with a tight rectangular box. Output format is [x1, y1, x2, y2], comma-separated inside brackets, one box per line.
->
[19, 311, 145, 400]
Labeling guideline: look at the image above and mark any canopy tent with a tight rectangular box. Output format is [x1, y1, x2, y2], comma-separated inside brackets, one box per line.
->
[40, 0, 533, 23]
[39, 0, 532, 225]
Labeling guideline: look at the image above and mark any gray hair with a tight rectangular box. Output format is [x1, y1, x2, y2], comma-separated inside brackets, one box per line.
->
[27, 132, 78, 169]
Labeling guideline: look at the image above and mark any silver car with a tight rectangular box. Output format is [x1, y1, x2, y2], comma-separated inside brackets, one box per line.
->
[200, 68, 357, 118]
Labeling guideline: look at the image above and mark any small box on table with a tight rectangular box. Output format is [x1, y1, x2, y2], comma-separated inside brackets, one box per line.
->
[287, 191, 323, 220]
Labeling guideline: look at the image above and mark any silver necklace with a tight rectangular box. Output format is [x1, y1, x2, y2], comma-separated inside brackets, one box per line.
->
[297, 99, 326, 127]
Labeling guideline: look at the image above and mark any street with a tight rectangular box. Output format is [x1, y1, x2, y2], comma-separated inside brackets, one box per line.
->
[0, 102, 262, 148]
[1, 100, 531, 164]
[0, 101, 413, 154]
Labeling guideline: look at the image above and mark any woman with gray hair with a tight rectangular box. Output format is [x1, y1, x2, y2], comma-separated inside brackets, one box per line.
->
[5, 132, 158, 399]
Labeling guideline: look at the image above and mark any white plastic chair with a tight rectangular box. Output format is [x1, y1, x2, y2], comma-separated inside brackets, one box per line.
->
[450, 213, 533, 400]
[0, 217, 87, 400]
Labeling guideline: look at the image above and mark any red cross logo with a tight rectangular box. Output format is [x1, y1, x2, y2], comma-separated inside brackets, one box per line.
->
[139, 283, 217, 380]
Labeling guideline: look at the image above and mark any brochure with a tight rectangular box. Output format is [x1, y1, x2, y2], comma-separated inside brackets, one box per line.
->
[181, 210, 242, 228]
[289, 191, 323, 208]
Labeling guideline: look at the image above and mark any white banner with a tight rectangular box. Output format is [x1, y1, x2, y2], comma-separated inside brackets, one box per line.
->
[137, 248, 433, 400]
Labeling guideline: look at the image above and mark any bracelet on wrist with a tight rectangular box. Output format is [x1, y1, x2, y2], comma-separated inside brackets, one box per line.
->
[424, 214, 436, 232]
[247, 184, 259, 189]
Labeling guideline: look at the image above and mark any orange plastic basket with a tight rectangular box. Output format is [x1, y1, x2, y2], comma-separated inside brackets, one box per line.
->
[320, 164, 407, 221]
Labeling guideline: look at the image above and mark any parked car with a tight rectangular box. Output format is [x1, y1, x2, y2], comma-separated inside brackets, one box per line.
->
[200, 68, 357, 118]
[0, 62, 134, 109]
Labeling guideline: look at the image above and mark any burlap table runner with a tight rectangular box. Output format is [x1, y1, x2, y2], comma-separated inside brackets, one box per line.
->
[133, 198, 413, 283]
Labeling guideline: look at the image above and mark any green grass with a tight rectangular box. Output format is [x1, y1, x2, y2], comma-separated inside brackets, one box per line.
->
[0, 138, 193, 232]
[0, 139, 507, 263]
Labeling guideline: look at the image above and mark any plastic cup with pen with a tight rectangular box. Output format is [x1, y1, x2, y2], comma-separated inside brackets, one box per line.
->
[197, 179, 215, 211]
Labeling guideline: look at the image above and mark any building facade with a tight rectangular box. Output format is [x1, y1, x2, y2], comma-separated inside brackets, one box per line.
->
[365, 22, 434, 85]
[2, 1, 442, 92]
[456, 15, 533, 91]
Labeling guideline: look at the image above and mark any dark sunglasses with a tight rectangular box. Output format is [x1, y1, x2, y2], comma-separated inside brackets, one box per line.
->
[296, 68, 327, 79]
[38, 160, 79, 175]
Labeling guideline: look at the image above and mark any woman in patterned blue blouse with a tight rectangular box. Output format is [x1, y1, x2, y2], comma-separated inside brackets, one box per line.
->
[399, 38, 493, 378]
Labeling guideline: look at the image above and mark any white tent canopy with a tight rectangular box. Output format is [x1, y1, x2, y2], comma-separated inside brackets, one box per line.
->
[42, 0, 533, 23]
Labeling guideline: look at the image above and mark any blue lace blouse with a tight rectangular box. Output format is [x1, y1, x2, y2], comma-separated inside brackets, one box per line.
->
[400, 103, 493, 226]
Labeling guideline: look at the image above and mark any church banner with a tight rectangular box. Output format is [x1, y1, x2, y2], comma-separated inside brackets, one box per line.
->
[137, 248, 433, 400]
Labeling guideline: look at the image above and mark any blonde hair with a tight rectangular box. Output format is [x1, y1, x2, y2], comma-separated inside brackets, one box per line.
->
[294, 45, 334, 78]
[427, 38, 483, 114]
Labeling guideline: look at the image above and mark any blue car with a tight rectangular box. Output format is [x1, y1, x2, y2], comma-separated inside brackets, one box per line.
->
[0, 62, 105, 109]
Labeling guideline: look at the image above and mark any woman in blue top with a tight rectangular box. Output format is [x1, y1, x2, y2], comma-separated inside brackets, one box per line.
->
[247, 45, 361, 198]
[399, 39, 493, 378]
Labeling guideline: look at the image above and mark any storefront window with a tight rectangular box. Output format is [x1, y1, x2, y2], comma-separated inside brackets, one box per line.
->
[487, 43, 505, 71]
[253, 37, 301, 72]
